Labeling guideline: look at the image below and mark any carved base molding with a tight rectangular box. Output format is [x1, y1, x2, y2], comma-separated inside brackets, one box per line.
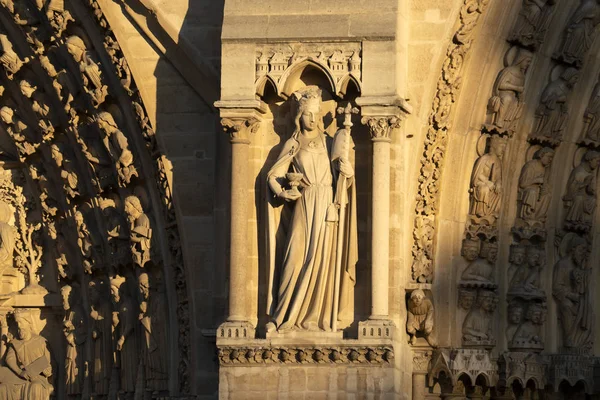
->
[217, 342, 394, 366]
[217, 321, 256, 341]
[358, 319, 395, 340]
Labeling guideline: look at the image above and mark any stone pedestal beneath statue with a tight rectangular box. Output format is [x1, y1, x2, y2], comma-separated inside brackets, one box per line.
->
[217, 338, 395, 398]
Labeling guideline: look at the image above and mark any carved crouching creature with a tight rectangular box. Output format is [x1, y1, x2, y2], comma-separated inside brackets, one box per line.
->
[406, 289, 436, 347]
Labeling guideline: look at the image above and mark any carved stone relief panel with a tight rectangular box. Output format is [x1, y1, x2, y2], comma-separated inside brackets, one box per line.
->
[0, 0, 191, 397]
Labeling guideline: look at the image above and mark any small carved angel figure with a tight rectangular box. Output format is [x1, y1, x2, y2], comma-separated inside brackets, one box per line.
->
[74, 211, 98, 274]
[62, 283, 87, 396]
[516, 147, 554, 226]
[406, 289, 436, 347]
[96, 112, 138, 184]
[45, 0, 74, 37]
[124, 195, 152, 268]
[19, 80, 57, 138]
[0, 34, 24, 78]
[51, 143, 81, 199]
[0, 106, 37, 156]
[89, 278, 113, 396]
[66, 36, 108, 107]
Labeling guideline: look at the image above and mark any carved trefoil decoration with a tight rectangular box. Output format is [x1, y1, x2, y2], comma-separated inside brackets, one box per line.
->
[255, 43, 362, 98]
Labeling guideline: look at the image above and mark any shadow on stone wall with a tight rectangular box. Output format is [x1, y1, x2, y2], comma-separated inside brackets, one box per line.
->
[153, 0, 224, 397]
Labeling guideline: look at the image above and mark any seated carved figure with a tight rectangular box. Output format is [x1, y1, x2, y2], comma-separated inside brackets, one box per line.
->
[406, 289, 436, 347]
[0, 309, 53, 400]
[461, 241, 497, 284]
[513, 303, 545, 347]
[462, 290, 497, 344]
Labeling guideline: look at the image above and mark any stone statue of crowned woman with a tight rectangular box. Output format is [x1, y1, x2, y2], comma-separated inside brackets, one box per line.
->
[265, 86, 358, 333]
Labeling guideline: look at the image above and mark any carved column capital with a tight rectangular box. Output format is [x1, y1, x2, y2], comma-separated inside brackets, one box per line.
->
[362, 116, 402, 142]
[412, 350, 432, 374]
[221, 117, 260, 144]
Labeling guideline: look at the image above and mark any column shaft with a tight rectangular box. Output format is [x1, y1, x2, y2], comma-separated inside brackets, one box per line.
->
[228, 140, 250, 322]
[412, 373, 426, 400]
[371, 138, 390, 319]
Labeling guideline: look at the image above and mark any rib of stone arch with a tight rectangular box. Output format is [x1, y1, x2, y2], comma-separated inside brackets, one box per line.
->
[420, 0, 600, 355]
[0, 0, 190, 395]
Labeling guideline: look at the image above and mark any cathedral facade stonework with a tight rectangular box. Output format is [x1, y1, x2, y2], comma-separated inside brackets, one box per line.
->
[1, 0, 600, 399]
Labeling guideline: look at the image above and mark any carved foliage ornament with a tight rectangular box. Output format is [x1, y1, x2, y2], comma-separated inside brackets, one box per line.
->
[362, 116, 401, 141]
[218, 345, 394, 365]
[412, 0, 491, 283]
[221, 117, 260, 144]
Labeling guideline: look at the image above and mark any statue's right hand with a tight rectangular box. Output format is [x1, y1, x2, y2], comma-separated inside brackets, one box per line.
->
[278, 190, 302, 202]
[20, 369, 32, 381]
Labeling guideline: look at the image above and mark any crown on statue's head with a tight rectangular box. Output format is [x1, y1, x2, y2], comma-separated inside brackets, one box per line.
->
[293, 86, 322, 110]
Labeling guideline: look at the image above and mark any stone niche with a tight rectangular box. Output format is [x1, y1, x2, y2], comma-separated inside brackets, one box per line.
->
[215, 8, 412, 390]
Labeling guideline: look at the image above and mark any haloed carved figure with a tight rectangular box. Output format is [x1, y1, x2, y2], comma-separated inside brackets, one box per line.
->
[266, 86, 358, 333]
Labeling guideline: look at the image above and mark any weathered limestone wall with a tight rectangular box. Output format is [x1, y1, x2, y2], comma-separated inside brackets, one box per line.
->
[219, 365, 394, 400]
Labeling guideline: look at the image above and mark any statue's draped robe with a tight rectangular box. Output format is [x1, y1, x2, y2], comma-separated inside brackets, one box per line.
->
[463, 308, 491, 341]
[117, 296, 138, 393]
[518, 158, 550, 222]
[564, 164, 596, 226]
[267, 130, 357, 331]
[140, 289, 168, 391]
[552, 256, 594, 349]
[469, 153, 502, 218]
[91, 303, 112, 395]
[131, 213, 152, 268]
[558, 1, 600, 63]
[585, 87, 600, 141]
[65, 307, 86, 395]
[489, 65, 525, 129]
[0, 335, 53, 399]
[534, 81, 569, 140]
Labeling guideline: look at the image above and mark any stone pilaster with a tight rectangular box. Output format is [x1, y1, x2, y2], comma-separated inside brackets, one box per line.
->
[356, 96, 410, 339]
[215, 101, 265, 341]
